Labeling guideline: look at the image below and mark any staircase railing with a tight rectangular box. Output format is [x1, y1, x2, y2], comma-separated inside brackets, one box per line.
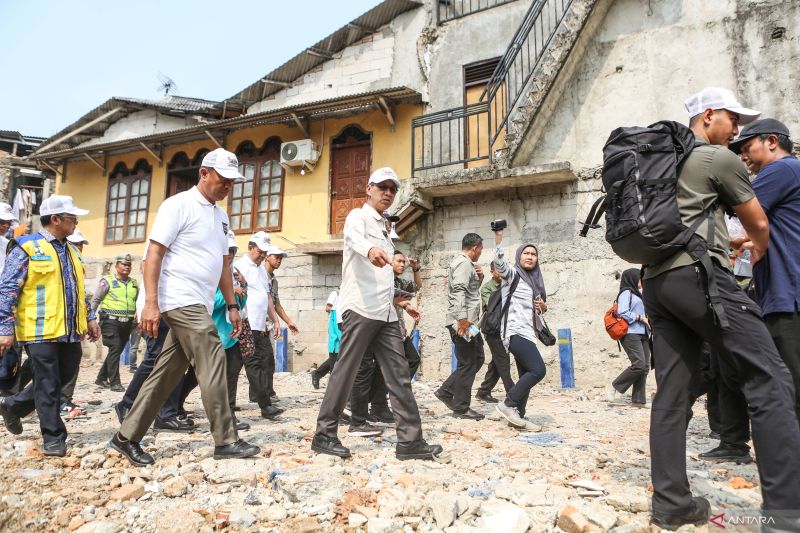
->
[412, 0, 574, 174]
[436, 0, 518, 25]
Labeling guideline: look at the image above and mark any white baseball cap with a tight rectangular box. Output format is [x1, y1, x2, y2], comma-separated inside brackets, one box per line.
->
[249, 230, 271, 251]
[368, 167, 400, 187]
[267, 246, 287, 257]
[39, 195, 89, 217]
[67, 228, 89, 244]
[0, 202, 17, 222]
[226, 229, 237, 251]
[201, 148, 246, 182]
[684, 87, 761, 125]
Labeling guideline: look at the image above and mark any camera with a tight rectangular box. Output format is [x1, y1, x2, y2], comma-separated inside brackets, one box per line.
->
[490, 219, 508, 231]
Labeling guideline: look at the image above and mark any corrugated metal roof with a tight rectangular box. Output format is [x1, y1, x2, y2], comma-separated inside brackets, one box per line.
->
[29, 86, 421, 161]
[227, 0, 422, 108]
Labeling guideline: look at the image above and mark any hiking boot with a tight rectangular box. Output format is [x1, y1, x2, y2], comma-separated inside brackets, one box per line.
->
[261, 406, 284, 420]
[213, 439, 260, 460]
[476, 392, 499, 403]
[0, 397, 22, 435]
[311, 370, 320, 390]
[699, 444, 752, 464]
[110, 433, 154, 466]
[42, 440, 67, 457]
[434, 388, 455, 410]
[452, 408, 484, 420]
[650, 496, 710, 531]
[396, 439, 443, 460]
[347, 423, 383, 438]
[311, 434, 351, 458]
[496, 402, 526, 428]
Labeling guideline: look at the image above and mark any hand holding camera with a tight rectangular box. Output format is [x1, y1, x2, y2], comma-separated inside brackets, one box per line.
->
[490, 219, 507, 245]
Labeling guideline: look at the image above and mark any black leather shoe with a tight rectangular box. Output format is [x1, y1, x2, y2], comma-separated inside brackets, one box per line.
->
[261, 405, 284, 420]
[114, 402, 129, 424]
[476, 392, 499, 403]
[311, 370, 320, 390]
[452, 408, 484, 420]
[213, 439, 260, 460]
[338, 407, 352, 425]
[699, 444, 752, 464]
[153, 417, 194, 433]
[109, 383, 125, 393]
[434, 389, 455, 410]
[396, 439, 444, 461]
[311, 434, 351, 458]
[110, 432, 155, 466]
[0, 398, 23, 435]
[708, 431, 721, 440]
[233, 418, 250, 431]
[369, 407, 396, 425]
[42, 440, 67, 457]
[650, 496, 710, 531]
[95, 379, 110, 389]
[176, 413, 195, 426]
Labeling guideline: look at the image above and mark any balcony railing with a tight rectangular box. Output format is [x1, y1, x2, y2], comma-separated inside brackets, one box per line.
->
[436, 0, 518, 24]
[414, 0, 574, 174]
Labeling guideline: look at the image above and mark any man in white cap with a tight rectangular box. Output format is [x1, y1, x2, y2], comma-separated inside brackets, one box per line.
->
[643, 89, 800, 530]
[66, 229, 88, 253]
[232, 231, 283, 419]
[0, 202, 19, 278]
[312, 167, 442, 460]
[0, 195, 100, 456]
[263, 245, 298, 401]
[109, 147, 261, 465]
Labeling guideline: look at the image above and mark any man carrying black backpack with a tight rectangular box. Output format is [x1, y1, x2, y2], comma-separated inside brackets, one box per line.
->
[643, 88, 800, 530]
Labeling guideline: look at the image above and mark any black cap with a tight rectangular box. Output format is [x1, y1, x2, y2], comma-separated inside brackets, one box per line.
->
[729, 118, 791, 154]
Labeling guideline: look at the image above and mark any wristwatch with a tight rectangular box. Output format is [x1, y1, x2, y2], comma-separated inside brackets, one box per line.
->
[227, 304, 240, 311]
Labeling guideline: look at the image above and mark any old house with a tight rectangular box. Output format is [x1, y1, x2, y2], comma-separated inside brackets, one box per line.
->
[29, 0, 799, 383]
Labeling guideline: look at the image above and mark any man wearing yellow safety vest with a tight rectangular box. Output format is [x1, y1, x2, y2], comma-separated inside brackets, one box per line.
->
[92, 254, 138, 392]
[0, 195, 100, 457]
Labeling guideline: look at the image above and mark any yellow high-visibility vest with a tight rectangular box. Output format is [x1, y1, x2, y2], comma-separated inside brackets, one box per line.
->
[99, 274, 138, 317]
[14, 235, 87, 341]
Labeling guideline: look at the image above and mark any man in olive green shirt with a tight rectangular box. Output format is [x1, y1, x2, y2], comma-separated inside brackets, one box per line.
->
[436, 233, 485, 420]
[476, 264, 514, 402]
[643, 87, 800, 532]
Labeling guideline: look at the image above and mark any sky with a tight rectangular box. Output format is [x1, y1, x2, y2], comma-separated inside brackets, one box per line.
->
[0, 0, 383, 137]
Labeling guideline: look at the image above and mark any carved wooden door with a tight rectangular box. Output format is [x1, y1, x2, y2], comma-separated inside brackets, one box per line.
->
[330, 144, 370, 235]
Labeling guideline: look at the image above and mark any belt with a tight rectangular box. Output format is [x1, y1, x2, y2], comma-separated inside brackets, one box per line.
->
[105, 315, 132, 323]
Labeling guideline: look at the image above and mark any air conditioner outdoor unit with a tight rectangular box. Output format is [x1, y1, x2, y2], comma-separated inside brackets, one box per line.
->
[280, 139, 320, 173]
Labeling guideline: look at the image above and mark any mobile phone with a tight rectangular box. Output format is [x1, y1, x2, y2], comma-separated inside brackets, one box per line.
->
[394, 289, 416, 299]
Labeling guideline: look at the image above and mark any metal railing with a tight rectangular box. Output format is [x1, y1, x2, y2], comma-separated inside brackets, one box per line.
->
[413, 0, 574, 174]
[436, 0, 518, 24]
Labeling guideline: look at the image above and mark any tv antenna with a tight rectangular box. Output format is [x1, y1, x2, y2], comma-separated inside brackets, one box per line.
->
[156, 73, 179, 96]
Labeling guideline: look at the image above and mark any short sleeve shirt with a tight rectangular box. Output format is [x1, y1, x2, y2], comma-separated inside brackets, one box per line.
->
[645, 137, 755, 279]
[148, 186, 228, 314]
[233, 255, 271, 332]
[752, 156, 800, 314]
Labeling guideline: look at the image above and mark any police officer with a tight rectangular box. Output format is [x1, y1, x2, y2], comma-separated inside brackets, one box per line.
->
[93, 254, 138, 392]
[0, 195, 100, 456]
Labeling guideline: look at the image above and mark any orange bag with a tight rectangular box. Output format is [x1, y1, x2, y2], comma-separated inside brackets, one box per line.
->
[604, 301, 629, 340]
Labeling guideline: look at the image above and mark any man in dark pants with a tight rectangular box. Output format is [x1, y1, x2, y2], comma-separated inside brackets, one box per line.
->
[262, 246, 298, 403]
[0, 195, 100, 456]
[435, 233, 485, 420]
[644, 88, 800, 530]
[93, 254, 138, 392]
[312, 167, 442, 460]
[732, 118, 800, 418]
[476, 264, 514, 402]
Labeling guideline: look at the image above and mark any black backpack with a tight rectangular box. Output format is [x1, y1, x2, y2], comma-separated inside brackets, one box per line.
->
[479, 274, 520, 337]
[580, 121, 728, 327]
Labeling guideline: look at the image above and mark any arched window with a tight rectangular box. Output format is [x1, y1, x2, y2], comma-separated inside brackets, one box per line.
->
[229, 138, 284, 233]
[105, 159, 151, 244]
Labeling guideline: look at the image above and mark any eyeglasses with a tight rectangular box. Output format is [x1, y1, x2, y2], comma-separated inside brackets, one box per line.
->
[57, 213, 78, 222]
[374, 183, 398, 194]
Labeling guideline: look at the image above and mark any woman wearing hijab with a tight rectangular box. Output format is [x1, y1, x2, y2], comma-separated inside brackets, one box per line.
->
[490, 227, 547, 430]
[606, 268, 650, 407]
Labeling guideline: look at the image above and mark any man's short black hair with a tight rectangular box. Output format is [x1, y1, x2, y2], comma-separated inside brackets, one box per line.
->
[40, 215, 54, 226]
[394, 250, 404, 256]
[462, 233, 483, 249]
[759, 133, 794, 153]
[247, 241, 258, 249]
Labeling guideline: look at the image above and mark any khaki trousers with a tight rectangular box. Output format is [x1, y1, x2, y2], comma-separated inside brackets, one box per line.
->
[120, 304, 237, 446]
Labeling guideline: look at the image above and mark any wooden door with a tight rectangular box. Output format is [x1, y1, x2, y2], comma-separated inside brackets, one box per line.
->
[330, 144, 370, 235]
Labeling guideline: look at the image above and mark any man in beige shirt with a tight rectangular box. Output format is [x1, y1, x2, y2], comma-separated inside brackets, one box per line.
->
[312, 167, 442, 461]
[435, 234, 485, 420]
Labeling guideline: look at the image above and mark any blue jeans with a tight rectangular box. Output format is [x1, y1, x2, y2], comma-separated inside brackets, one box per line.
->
[505, 335, 546, 417]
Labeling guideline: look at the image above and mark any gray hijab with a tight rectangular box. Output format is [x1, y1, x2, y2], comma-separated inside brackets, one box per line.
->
[515, 243, 546, 301]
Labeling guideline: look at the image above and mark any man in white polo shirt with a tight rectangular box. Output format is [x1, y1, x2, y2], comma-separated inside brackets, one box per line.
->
[110, 148, 260, 466]
[232, 231, 283, 419]
[312, 167, 442, 460]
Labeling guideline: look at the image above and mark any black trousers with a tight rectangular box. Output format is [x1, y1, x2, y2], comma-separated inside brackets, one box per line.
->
[765, 311, 800, 418]
[3, 342, 82, 443]
[644, 264, 800, 514]
[316, 311, 422, 442]
[119, 319, 184, 421]
[506, 335, 546, 418]
[247, 332, 274, 408]
[477, 333, 514, 395]
[353, 337, 422, 420]
[316, 353, 337, 378]
[60, 350, 82, 404]
[97, 318, 132, 386]
[612, 334, 650, 404]
[439, 328, 484, 412]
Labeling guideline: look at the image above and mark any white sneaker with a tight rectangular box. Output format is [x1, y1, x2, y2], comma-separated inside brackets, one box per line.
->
[496, 402, 526, 428]
[605, 383, 619, 402]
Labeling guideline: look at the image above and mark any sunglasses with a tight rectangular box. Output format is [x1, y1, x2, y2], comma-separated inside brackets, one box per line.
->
[374, 183, 398, 194]
[57, 213, 78, 222]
